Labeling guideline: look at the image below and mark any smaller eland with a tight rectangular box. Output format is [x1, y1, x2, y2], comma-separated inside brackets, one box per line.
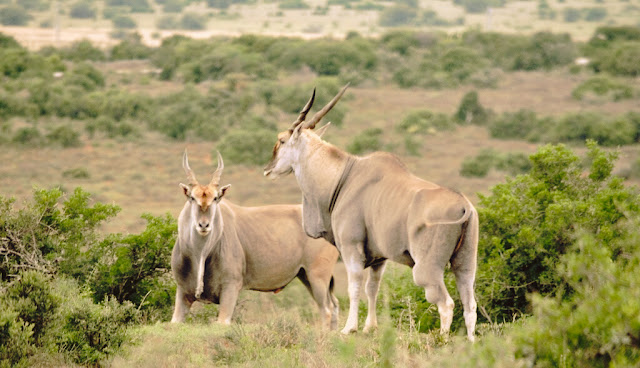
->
[171, 150, 339, 329]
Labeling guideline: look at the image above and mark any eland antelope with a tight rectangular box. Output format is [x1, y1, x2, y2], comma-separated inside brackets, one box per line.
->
[171, 150, 340, 329]
[263, 85, 479, 341]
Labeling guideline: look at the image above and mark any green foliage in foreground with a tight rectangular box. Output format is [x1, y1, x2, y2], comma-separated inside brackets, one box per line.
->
[0, 188, 178, 366]
[477, 141, 640, 322]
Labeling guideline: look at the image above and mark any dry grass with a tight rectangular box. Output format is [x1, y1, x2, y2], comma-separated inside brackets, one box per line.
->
[2, 0, 639, 50]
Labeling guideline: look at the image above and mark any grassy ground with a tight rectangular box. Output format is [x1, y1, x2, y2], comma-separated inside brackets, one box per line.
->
[2, 0, 639, 50]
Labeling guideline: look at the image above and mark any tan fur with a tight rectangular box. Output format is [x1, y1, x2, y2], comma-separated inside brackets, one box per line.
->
[172, 152, 339, 329]
[263, 87, 478, 341]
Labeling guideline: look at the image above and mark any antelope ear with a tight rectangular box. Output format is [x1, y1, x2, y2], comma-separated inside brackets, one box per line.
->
[180, 183, 190, 197]
[315, 122, 331, 138]
[291, 123, 303, 141]
[218, 184, 231, 199]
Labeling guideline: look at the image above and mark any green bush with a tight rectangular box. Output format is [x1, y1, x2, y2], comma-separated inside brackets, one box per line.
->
[379, 5, 417, 27]
[0, 305, 34, 367]
[587, 25, 640, 48]
[179, 12, 207, 30]
[88, 213, 176, 309]
[511, 32, 576, 70]
[46, 125, 81, 148]
[0, 5, 32, 26]
[476, 141, 640, 322]
[58, 40, 106, 61]
[562, 7, 581, 22]
[278, 0, 310, 9]
[495, 152, 532, 176]
[460, 149, 498, 178]
[572, 75, 634, 101]
[489, 109, 539, 140]
[347, 128, 384, 154]
[64, 62, 105, 91]
[218, 128, 279, 165]
[110, 34, 152, 60]
[62, 167, 91, 179]
[86, 116, 140, 139]
[553, 112, 636, 146]
[455, 90, 490, 125]
[396, 109, 454, 135]
[454, 0, 504, 13]
[584, 7, 607, 22]
[112, 15, 137, 29]
[69, 1, 96, 19]
[3, 271, 59, 344]
[156, 15, 178, 30]
[594, 41, 640, 77]
[56, 293, 139, 365]
[11, 127, 43, 146]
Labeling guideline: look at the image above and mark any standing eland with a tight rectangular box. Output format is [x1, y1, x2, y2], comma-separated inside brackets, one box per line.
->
[171, 150, 340, 329]
[263, 85, 478, 341]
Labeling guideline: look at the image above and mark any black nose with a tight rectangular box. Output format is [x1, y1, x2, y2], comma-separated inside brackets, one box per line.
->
[199, 222, 209, 229]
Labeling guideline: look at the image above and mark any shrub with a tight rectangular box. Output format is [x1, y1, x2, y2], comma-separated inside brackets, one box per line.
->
[11, 126, 43, 146]
[0, 306, 34, 367]
[64, 62, 105, 91]
[495, 152, 532, 176]
[278, 0, 310, 9]
[553, 112, 636, 146]
[489, 109, 539, 140]
[3, 271, 59, 344]
[595, 41, 640, 76]
[20, 0, 49, 11]
[379, 5, 417, 27]
[455, 90, 490, 125]
[179, 12, 207, 30]
[69, 1, 96, 19]
[63, 167, 91, 179]
[217, 128, 278, 166]
[562, 7, 581, 22]
[460, 149, 498, 178]
[572, 75, 633, 101]
[347, 128, 384, 154]
[156, 15, 178, 30]
[0, 187, 120, 281]
[454, 0, 505, 13]
[587, 25, 640, 48]
[162, 0, 185, 13]
[129, 0, 153, 13]
[511, 32, 576, 70]
[110, 34, 152, 60]
[476, 141, 640, 322]
[584, 7, 607, 22]
[46, 125, 81, 148]
[0, 5, 32, 26]
[396, 109, 454, 135]
[56, 295, 138, 365]
[88, 213, 175, 314]
[112, 15, 137, 29]
[60, 40, 106, 61]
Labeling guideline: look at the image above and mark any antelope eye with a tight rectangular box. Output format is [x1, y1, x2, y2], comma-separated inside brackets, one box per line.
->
[190, 196, 196, 202]
[279, 138, 285, 144]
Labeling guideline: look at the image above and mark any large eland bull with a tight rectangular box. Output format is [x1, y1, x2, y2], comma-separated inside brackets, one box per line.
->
[171, 150, 340, 329]
[263, 86, 479, 341]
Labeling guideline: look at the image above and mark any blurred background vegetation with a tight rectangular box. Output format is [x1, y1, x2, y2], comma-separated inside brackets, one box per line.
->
[1, 0, 640, 366]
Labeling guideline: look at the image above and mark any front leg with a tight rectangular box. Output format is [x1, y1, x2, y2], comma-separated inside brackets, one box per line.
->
[171, 286, 193, 323]
[340, 242, 366, 334]
[217, 282, 242, 325]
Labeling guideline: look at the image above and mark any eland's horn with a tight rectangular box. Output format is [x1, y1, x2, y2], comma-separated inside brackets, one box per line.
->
[211, 151, 224, 185]
[290, 88, 316, 130]
[303, 83, 349, 130]
[183, 149, 198, 185]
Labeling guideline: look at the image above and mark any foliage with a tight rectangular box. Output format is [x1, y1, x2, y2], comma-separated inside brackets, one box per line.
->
[396, 109, 454, 135]
[0, 5, 32, 26]
[572, 75, 633, 101]
[112, 15, 137, 29]
[379, 6, 417, 27]
[278, 0, 310, 9]
[88, 213, 176, 310]
[0, 305, 34, 368]
[592, 41, 640, 77]
[511, 32, 576, 71]
[69, 1, 96, 19]
[488, 109, 540, 140]
[455, 90, 490, 125]
[179, 13, 207, 30]
[454, 0, 505, 13]
[476, 141, 640, 322]
[460, 149, 499, 178]
[347, 128, 384, 155]
[218, 128, 278, 166]
[46, 125, 82, 148]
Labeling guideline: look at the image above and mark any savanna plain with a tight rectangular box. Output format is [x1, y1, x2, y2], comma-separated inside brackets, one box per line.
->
[2, 0, 640, 367]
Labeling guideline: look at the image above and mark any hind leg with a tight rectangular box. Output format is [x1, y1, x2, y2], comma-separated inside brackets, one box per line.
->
[412, 262, 454, 336]
[301, 271, 334, 330]
[363, 261, 387, 333]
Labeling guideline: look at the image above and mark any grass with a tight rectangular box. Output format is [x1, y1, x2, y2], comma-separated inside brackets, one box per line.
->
[3, 0, 640, 50]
